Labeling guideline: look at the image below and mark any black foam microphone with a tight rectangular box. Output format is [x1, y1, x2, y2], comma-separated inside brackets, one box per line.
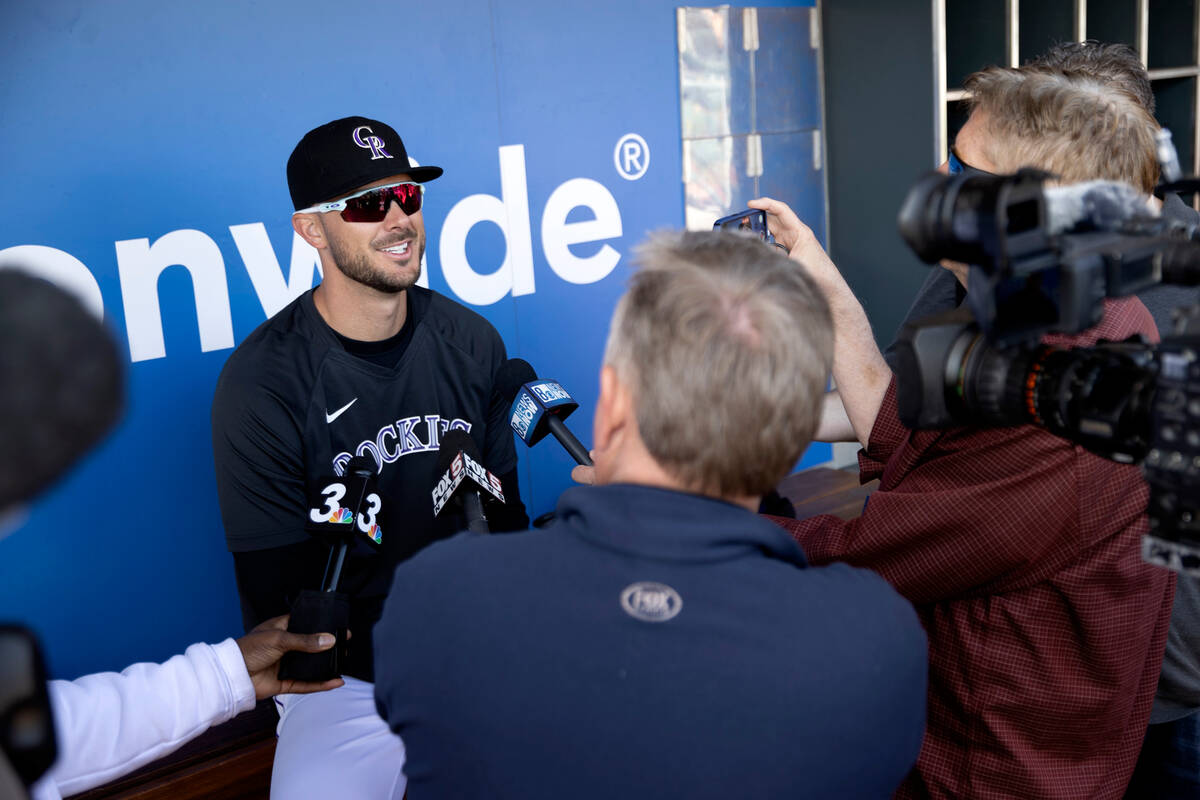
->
[431, 429, 505, 534]
[496, 358, 593, 466]
[278, 456, 381, 682]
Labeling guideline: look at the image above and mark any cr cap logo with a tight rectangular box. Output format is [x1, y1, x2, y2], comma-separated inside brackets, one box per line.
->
[620, 582, 683, 623]
[352, 126, 393, 160]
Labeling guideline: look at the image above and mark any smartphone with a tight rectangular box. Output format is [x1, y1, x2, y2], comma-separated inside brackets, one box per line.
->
[713, 209, 775, 244]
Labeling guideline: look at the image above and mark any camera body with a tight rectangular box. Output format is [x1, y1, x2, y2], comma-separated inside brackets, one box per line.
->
[1141, 325, 1200, 572]
[893, 167, 1200, 574]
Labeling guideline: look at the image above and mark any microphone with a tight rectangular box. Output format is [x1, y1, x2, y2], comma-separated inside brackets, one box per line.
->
[278, 456, 381, 681]
[1044, 181, 1200, 258]
[1043, 180, 1160, 236]
[431, 429, 505, 534]
[496, 358, 593, 466]
[1040, 180, 1200, 286]
[1157, 128, 1184, 184]
[309, 456, 383, 591]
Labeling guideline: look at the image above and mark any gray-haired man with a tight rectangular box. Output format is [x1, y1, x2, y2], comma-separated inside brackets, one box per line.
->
[373, 230, 928, 799]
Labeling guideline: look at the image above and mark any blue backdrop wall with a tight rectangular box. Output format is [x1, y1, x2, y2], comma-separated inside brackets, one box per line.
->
[0, 0, 823, 679]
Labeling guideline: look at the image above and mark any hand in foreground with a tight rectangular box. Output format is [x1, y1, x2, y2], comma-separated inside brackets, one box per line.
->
[747, 196, 815, 252]
[236, 615, 345, 699]
[747, 197, 842, 289]
[571, 450, 598, 485]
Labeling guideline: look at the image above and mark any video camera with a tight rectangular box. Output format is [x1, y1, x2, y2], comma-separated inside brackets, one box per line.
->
[891, 140, 1200, 575]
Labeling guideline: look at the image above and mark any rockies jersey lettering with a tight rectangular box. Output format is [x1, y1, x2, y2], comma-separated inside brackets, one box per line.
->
[333, 415, 472, 474]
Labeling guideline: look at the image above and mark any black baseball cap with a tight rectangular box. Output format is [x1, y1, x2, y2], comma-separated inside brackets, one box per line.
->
[287, 116, 443, 211]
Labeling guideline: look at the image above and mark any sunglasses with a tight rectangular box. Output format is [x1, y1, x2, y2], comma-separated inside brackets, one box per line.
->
[948, 147, 993, 177]
[294, 181, 424, 222]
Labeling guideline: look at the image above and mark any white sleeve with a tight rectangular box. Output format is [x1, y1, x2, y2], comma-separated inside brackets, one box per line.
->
[30, 638, 256, 799]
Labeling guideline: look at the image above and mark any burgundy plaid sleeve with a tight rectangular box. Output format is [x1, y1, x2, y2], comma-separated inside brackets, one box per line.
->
[857, 378, 906, 480]
[777, 404, 1111, 603]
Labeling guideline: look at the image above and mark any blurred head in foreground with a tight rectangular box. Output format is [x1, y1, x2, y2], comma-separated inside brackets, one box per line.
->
[0, 270, 122, 519]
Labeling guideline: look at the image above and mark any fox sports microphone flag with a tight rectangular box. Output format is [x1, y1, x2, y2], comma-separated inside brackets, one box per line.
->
[431, 429, 505, 519]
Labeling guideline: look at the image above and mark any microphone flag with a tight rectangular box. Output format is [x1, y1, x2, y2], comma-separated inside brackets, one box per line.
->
[431, 429, 505, 518]
[510, 380, 580, 447]
[305, 455, 383, 547]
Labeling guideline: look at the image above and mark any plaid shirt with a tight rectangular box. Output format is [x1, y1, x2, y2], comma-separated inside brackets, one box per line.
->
[772, 297, 1175, 799]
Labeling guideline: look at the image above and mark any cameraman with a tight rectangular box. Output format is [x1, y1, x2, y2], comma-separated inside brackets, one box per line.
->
[882, 41, 1200, 800]
[884, 42, 1200, 800]
[752, 65, 1174, 799]
[0, 270, 342, 799]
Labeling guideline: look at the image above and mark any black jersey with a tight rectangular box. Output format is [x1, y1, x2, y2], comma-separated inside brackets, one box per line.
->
[211, 286, 524, 679]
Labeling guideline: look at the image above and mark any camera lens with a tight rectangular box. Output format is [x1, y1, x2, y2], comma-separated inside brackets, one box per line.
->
[897, 170, 1047, 272]
[946, 332, 1035, 427]
[897, 172, 993, 265]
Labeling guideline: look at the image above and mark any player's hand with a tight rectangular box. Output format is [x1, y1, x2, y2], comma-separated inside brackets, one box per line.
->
[236, 615, 346, 699]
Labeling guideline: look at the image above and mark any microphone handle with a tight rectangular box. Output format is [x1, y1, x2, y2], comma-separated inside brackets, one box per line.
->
[321, 539, 350, 592]
[320, 471, 375, 592]
[278, 589, 350, 682]
[463, 491, 490, 534]
[320, 544, 336, 588]
[548, 414, 593, 465]
[280, 471, 373, 681]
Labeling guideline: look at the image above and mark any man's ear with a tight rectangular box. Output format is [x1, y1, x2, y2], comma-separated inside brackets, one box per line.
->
[292, 213, 328, 250]
[593, 364, 629, 456]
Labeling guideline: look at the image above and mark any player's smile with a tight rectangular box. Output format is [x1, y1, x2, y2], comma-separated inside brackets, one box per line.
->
[377, 238, 416, 263]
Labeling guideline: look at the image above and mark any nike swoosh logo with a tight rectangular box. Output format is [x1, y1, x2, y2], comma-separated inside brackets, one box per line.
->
[325, 398, 358, 424]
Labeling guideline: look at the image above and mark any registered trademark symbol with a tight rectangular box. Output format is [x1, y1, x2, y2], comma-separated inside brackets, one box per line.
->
[614, 133, 649, 180]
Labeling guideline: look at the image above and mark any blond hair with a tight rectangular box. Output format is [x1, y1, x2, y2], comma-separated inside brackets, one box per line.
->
[604, 230, 833, 497]
[964, 66, 1159, 192]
